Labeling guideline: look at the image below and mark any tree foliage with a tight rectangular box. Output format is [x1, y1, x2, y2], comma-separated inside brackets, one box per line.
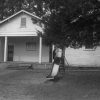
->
[0, 0, 49, 20]
[1, 0, 100, 48]
[42, 0, 100, 48]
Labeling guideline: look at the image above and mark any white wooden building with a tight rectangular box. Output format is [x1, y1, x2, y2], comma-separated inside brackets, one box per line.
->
[65, 46, 100, 67]
[1, 9, 100, 67]
[0, 10, 50, 63]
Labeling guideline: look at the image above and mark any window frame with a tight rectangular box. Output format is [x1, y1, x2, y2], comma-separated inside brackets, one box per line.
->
[26, 41, 37, 51]
[20, 17, 26, 28]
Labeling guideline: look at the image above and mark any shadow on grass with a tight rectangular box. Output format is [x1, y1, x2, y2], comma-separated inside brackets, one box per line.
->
[45, 76, 63, 84]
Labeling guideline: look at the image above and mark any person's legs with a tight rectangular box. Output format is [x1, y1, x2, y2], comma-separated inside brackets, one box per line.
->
[46, 57, 60, 79]
[51, 64, 59, 77]
[46, 63, 59, 79]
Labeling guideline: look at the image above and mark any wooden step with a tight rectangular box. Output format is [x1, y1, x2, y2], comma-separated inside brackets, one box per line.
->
[7, 63, 52, 70]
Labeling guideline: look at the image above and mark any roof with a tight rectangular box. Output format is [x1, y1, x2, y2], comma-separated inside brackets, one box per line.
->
[0, 10, 42, 24]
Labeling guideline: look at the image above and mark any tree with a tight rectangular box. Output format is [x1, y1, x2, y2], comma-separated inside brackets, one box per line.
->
[42, 0, 100, 49]
[1, 0, 100, 49]
[68, 0, 100, 48]
[42, 0, 84, 47]
[0, 0, 46, 19]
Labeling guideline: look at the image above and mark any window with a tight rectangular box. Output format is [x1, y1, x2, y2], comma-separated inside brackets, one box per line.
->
[84, 44, 96, 51]
[21, 17, 26, 28]
[26, 42, 36, 51]
[85, 44, 93, 49]
[84, 37, 96, 51]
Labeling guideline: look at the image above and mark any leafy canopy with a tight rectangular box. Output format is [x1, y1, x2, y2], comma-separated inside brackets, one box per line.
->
[43, 0, 100, 48]
[1, 0, 100, 48]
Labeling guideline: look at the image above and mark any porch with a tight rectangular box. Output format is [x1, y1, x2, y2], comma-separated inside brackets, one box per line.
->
[0, 36, 50, 63]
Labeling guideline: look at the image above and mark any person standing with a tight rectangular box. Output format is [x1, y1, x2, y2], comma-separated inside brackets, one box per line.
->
[46, 45, 63, 79]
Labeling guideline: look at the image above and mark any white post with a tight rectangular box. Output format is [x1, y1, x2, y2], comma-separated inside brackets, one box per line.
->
[52, 44, 55, 62]
[4, 36, 8, 62]
[52, 44, 55, 52]
[39, 36, 42, 63]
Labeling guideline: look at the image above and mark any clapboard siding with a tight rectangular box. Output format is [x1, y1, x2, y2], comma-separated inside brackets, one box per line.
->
[65, 46, 100, 67]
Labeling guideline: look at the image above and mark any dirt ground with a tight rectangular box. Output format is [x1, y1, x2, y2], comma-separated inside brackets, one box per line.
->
[0, 69, 100, 100]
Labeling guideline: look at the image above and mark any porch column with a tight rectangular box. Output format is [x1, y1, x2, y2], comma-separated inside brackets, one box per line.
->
[52, 44, 55, 62]
[4, 36, 8, 62]
[39, 35, 42, 63]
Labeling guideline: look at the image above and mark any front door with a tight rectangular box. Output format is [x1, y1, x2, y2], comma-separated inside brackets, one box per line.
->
[7, 45, 14, 61]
